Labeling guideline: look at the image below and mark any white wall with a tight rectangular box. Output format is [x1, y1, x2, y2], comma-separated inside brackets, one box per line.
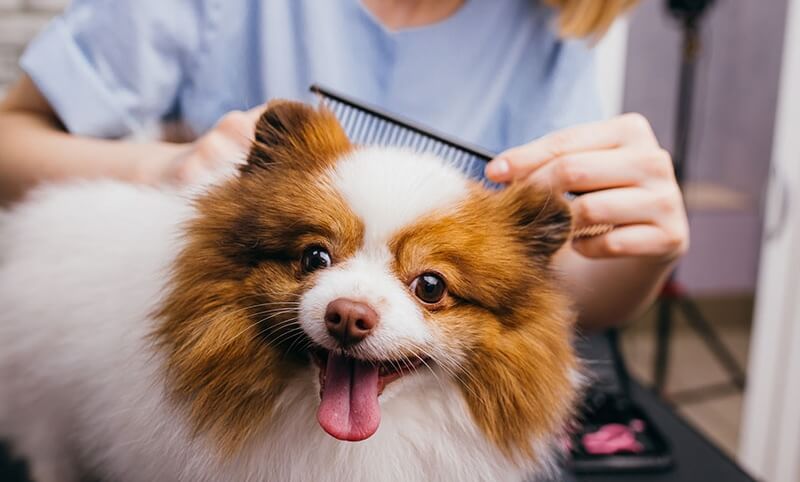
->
[739, 0, 800, 479]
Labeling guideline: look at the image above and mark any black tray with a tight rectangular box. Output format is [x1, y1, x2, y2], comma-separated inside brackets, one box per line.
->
[567, 388, 674, 474]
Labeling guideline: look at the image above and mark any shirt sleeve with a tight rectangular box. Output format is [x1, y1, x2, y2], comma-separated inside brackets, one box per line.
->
[19, 0, 202, 138]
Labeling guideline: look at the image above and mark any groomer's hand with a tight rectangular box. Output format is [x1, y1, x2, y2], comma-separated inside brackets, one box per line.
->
[138, 105, 264, 185]
[485, 113, 689, 262]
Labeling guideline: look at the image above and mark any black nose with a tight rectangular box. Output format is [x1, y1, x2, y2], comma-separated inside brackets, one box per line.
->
[324, 298, 378, 347]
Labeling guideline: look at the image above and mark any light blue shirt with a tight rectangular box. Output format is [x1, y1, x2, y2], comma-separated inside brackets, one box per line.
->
[21, 0, 602, 154]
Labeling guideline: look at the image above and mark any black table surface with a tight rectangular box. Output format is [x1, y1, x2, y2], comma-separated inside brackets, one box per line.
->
[570, 380, 755, 482]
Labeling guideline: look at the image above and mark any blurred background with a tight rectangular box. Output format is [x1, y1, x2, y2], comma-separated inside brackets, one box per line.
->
[602, 3, 799, 480]
[1, 0, 798, 480]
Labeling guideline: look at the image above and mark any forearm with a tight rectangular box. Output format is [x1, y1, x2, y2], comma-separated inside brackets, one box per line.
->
[0, 112, 186, 203]
[555, 246, 675, 331]
[0, 76, 187, 204]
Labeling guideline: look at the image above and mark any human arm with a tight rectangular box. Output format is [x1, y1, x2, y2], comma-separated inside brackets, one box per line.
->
[0, 75, 261, 204]
[0, 0, 264, 203]
[0, 75, 188, 203]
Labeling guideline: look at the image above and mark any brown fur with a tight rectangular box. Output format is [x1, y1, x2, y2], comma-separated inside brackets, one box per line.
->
[244, 99, 352, 174]
[154, 100, 578, 462]
[390, 184, 577, 458]
[154, 102, 362, 455]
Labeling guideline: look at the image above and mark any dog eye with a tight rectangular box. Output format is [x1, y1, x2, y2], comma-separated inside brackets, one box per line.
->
[301, 247, 332, 273]
[411, 273, 446, 304]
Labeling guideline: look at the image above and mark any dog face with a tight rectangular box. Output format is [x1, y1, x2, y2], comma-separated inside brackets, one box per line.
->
[155, 101, 578, 460]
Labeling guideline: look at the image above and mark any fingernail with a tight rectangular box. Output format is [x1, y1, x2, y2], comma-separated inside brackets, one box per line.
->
[486, 158, 510, 179]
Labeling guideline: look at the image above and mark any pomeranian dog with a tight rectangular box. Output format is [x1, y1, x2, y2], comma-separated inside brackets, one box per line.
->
[0, 101, 579, 482]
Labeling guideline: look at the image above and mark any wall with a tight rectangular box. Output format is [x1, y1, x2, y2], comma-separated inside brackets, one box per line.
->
[623, 0, 787, 294]
[0, 0, 67, 97]
[740, 0, 800, 478]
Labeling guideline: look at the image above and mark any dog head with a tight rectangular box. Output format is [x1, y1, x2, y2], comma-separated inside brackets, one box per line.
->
[155, 101, 578, 461]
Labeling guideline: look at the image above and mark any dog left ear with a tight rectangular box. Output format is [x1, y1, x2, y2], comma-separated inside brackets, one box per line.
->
[242, 100, 352, 174]
[495, 183, 573, 260]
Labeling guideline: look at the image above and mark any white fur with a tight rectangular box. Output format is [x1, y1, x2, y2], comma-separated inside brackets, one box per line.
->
[300, 147, 469, 362]
[331, 146, 470, 244]
[0, 167, 550, 481]
[299, 252, 436, 362]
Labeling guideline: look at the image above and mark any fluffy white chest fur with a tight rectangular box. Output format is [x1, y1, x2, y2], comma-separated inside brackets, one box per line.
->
[0, 182, 541, 482]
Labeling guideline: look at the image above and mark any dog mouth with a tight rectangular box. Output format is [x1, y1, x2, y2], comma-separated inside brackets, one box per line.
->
[310, 348, 429, 442]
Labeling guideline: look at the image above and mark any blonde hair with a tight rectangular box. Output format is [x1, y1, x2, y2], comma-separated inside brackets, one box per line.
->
[544, 0, 639, 38]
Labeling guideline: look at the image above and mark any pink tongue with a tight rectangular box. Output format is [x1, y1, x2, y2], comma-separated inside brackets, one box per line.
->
[317, 352, 381, 441]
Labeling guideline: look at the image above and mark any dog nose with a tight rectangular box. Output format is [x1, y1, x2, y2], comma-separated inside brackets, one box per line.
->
[324, 298, 378, 346]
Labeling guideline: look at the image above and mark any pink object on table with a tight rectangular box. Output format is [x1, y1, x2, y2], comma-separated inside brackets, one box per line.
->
[582, 423, 645, 455]
[629, 418, 646, 433]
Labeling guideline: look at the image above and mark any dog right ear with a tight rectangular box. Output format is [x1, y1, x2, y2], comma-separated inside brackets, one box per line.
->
[242, 100, 352, 174]
[493, 183, 573, 261]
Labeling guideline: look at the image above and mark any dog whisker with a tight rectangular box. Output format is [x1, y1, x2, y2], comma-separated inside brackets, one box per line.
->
[218, 309, 300, 348]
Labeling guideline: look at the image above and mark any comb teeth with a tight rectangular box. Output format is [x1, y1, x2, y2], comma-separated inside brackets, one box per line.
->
[312, 85, 498, 188]
[310, 84, 612, 240]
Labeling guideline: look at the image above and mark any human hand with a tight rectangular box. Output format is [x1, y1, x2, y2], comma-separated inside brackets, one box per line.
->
[138, 105, 264, 185]
[485, 113, 689, 263]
